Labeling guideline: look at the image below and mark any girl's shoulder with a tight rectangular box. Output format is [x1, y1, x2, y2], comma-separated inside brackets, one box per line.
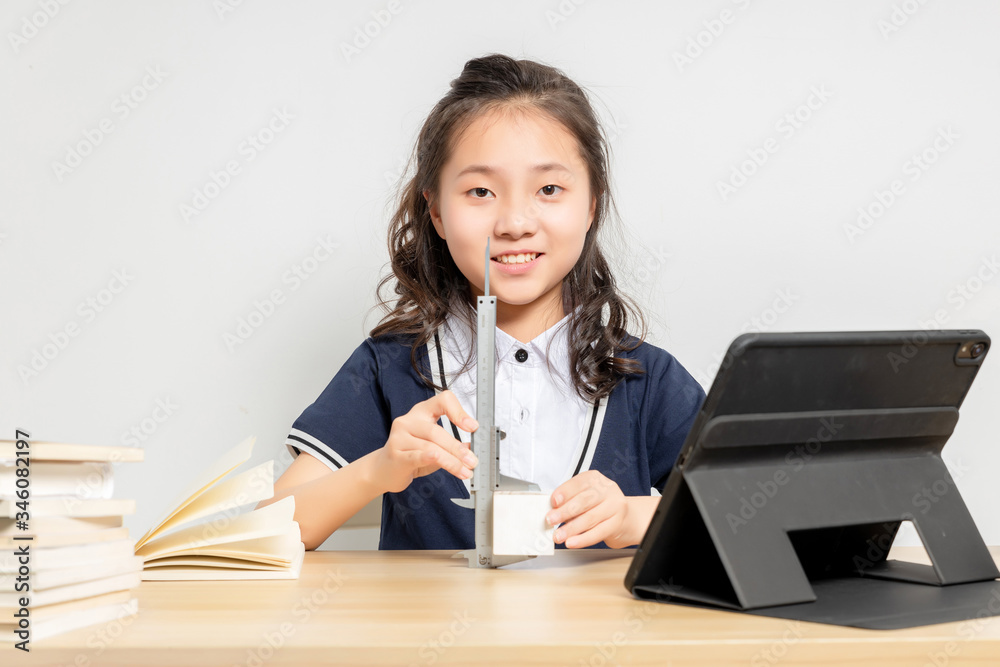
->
[363, 331, 419, 353]
[356, 332, 423, 372]
[615, 336, 706, 400]
[618, 335, 690, 373]
[357, 332, 439, 388]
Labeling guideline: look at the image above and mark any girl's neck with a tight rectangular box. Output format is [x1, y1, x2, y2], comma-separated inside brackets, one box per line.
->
[491, 282, 566, 344]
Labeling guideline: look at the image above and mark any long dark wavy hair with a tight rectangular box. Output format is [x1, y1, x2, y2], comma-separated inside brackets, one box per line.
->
[371, 54, 647, 402]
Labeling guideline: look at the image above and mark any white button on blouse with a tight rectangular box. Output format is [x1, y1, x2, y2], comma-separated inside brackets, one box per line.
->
[431, 309, 602, 492]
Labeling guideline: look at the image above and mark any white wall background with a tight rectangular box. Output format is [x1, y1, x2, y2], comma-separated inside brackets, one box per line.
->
[2, 0, 998, 550]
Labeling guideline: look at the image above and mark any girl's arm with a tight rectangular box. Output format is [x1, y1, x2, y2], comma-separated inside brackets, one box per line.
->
[255, 450, 385, 551]
[258, 389, 479, 551]
[613, 496, 660, 548]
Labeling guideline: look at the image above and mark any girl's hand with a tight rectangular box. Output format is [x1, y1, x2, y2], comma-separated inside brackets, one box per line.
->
[373, 390, 479, 494]
[546, 471, 629, 549]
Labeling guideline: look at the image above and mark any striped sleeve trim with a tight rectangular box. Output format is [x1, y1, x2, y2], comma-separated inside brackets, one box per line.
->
[284, 428, 350, 472]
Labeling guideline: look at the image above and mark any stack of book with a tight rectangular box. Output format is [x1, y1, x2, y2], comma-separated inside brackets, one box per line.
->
[134, 436, 305, 581]
[0, 440, 143, 642]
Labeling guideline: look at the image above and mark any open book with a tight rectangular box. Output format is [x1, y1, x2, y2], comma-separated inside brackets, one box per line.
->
[134, 437, 304, 580]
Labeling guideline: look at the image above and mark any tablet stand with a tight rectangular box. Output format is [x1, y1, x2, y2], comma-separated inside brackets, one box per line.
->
[627, 331, 1000, 629]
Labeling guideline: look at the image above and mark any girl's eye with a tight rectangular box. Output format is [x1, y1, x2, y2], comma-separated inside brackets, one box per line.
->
[540, 184, 563, 196]
[469, 187, 493, 198]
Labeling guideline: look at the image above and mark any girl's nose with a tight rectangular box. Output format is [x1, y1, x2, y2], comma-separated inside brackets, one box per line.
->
[494, 195, 539, 238]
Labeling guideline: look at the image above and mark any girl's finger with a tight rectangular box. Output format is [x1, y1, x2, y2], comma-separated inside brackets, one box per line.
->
[408, 420, 477, 480]
[416, 389, 479, 433]
[563, 516, 618, 549]
[548, 486, 601, 526]
[554, 501, 613, 541]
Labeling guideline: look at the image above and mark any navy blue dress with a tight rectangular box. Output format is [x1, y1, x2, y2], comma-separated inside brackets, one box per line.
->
[284, 333, 706, 550]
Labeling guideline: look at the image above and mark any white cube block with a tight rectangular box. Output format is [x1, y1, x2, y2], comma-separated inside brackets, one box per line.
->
[492, 491, 556, 556]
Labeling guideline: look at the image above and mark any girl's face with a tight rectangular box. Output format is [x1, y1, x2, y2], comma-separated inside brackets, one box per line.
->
[426, 108, 596, 319]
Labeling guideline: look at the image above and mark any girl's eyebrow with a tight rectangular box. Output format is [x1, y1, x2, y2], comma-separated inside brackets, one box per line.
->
[454, 162, 571, 178]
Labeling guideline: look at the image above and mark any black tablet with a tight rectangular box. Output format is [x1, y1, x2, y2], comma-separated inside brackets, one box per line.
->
[624, 330, 999, 629]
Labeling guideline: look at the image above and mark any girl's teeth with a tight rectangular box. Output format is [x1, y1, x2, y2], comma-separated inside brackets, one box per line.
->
[499, 253, 537, 264]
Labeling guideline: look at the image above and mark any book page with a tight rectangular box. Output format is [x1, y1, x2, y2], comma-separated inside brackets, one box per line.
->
[0, 441, 142, 463]
[138, 460, 273, 542]
[143, 527, 301, 567]
[134, 436, 255, 549]
[0, 590, 132, 621]
[0, 497, 135, 519]
[0, 461, 112, 498]
[143, 555, 287, 570]
[0, 571, 141, 608]
[0, 538, 134, 572]
[0, 526, 129, 550]
[34, 555, 144, 591]
[1, 515, 122, 536]
[135, 495, 295, 559]
[140, 543, 304, 581]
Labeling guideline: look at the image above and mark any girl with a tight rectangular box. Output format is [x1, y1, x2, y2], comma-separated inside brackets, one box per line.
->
[258, 54, 706, 551]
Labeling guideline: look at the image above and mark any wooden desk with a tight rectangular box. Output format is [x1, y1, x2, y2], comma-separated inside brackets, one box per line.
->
[10, 547, 1000, 666]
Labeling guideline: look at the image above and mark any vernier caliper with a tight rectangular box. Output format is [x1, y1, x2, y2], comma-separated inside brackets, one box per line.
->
[452, 239, 541, 568]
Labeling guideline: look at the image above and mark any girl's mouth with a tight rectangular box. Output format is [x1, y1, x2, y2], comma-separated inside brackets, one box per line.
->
[491, 252, 542, 274]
